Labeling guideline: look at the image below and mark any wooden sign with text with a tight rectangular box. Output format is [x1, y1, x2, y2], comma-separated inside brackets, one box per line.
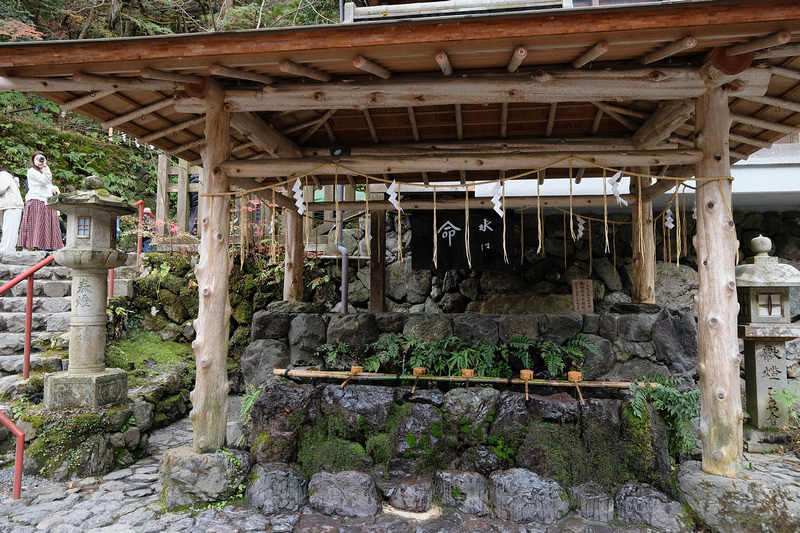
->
[572, 279, 594, 314]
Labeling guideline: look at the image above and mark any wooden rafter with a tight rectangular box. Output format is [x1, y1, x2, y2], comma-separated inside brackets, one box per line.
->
[278, 61, 331, 82]
[572, 42, 609, 69]
[209, 64, 274, 85]
[138, 115, 206, 144]
[353, 56, 392, 79]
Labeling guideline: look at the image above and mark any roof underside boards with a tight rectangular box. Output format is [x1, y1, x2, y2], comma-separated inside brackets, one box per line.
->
[2, 0, 800, 199]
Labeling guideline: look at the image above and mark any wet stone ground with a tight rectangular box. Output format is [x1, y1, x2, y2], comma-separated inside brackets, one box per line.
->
[0, 396, 698, 533]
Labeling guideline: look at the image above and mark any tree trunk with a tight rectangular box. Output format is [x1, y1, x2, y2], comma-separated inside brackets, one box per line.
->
[694, 86, 742, 477]
[630, 167, 655, 303]
[190, 104, 231, 453]
[283, 208, 304, 301]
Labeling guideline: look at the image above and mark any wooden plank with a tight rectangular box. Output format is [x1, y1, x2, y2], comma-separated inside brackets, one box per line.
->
[155, 154, 169, 236]
[221, 150, 702, 179]
[176, 159, 189, 233]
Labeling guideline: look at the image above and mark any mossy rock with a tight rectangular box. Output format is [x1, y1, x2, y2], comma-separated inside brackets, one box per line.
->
[158, 288, 189, 324]
[24, 412, 107, 479]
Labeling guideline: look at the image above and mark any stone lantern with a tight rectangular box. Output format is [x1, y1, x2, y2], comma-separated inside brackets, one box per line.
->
[43, 178, 137, 409]
[735, 235, 800, 430]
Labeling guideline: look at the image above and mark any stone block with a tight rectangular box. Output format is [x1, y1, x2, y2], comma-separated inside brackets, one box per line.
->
[44, 368, 128, 409]
[112, 278, 134, 298]
[41, 297, 71, 313]
[46, 312, 71, 332]
[42, 281, 71, 298]
[569, 481, 614, 522]
[245, 463, 307, 514]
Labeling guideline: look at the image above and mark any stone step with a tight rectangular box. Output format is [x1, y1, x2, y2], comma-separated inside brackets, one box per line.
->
[0, 279, 72, 298]
[0, 354, 66, 374]
[0, 264, 72, 282]
[0, 250, 52, 266]
[0, 331, 69, 355]
[0, 296, 71, 314]
[0, 311, 71, 333]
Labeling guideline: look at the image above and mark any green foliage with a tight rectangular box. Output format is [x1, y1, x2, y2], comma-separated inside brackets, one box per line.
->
[0, 114, 158, 205]
[24, 412, 105, 477]
[629, 373, 700, 461]
[537, 333, 599, 378]
[770, 384, 800, 453]
[239, 384, 261, 425]
[315, 341, 351, 367]
[507, 335, 535, 369]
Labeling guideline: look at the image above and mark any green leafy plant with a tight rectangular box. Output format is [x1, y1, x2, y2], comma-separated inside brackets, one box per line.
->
[508, 335, 535, 369]
[770, 385, 800, 453]
[629, 373, 700, 462]
[536, 333, 599, 378]
[239, 384, 261, 425]
[315, 341, 351, 366]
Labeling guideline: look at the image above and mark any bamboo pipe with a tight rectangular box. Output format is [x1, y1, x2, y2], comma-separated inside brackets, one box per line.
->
[273, 368, 659, 389]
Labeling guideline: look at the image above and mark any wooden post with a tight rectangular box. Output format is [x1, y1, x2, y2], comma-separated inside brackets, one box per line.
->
[369, 210, 386, 313]
[283, 208, 304, 301]
[630, 167, 655, 303]
[176, 158, 189, 234]
[694, 86, 742, 478]
[190, 104, 231, 454]
[239, 193, 254, 252]
[155, 154, 169, 236]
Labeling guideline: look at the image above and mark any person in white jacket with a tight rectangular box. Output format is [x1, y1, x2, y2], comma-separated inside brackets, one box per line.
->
[18, 151, 62, 251]
[0, 167, 23, 255]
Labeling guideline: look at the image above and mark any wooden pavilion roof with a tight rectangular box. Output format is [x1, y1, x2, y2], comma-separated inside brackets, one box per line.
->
[2, 0, 800, 203]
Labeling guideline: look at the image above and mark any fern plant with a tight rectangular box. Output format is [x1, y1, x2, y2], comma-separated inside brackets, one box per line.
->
[629, 373, 700, 462]
[536, 333, 599, 378]
[507, 335, 535, 369]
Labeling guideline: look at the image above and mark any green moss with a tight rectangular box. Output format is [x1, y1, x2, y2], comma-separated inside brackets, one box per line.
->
[296, 433, 368, 478]
[25, 412, 106, 478]
[106, 328, 195, 388]
[622, 401, 658, 484]
[366, 433, 391, 464]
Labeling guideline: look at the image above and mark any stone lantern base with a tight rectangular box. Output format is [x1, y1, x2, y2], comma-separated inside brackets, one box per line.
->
[44, 368, 128, 409]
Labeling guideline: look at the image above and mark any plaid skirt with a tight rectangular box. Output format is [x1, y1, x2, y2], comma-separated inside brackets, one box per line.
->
[18, 199, 63, 251]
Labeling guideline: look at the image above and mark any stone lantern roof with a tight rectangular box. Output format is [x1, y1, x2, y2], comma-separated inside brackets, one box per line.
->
[47, 186, 137, 217]
[735, 235, 800, 288]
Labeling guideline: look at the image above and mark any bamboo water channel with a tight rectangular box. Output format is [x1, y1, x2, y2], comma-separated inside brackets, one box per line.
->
[274, 368, 661, 406]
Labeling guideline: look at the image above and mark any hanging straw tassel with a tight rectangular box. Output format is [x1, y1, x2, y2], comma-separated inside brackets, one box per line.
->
[603, 169, 610, 253]
[465, 187, 472, 269]
[433, 188, 438, 268]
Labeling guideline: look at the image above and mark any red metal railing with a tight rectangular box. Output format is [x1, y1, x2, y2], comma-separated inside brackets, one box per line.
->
[0, 254, 56, 379]
[0, 410, 25, 499]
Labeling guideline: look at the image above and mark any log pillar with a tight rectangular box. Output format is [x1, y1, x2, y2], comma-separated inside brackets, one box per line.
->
[694, 86, 742, 477]
[369, 210, 386, 313]
[630, 167, 655, 303]
[284, 208, 304, 301]
[190, 104, 232, 454]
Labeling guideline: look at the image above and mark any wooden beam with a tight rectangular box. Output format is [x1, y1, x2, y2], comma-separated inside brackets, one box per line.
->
[754, 43, 800, 59]
[221, 150, 703, 179]
[727, 132, 772, 149]
[694, 86, 742, 478]
[633, 99, 695, 149]
[363, 109, 379, 143]
[353, 56, 392, 79]
[296, 109, 337, 145]
[0, 75, 178, 92]
[507, 47, 527, 73]
[229, 177, 296, 211]
[455, 104, 463, 140]
[191, 101, 231, 454]
[769, 66, 800, 82]
[638, 37, 697, 65]
[278, 60, 331, 82]
[174, 68, 771, 113]
[165, 138, 204, 156]
[137, 115, 206, 144]
[74, 72, 181, 90]
[294, 193, 635, 211]
[369, 207, 386, 313]
[590, 109, 604, 135]
[230, 111, 302, 158]
[572, 41, 609, 69]
[500, 102, 508, 139]
[731, 112, 800, 135]
[592, 101, 640, 132]
[140, 68, 203, 84]
[209, 63, 274, 85]
[101, 97, 173, 130]
[435, 51, 453, 76]
[545, 102, 557, 137]
[740, 94, 800, 114]
[630, 167, 655, 304]
[59, 89, 115, 112]
[408, 107, 420, 142]
[726, 31, 791, 56]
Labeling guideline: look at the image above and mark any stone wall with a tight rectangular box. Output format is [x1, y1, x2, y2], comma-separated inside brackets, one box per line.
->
[244, 303, 699, 390]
